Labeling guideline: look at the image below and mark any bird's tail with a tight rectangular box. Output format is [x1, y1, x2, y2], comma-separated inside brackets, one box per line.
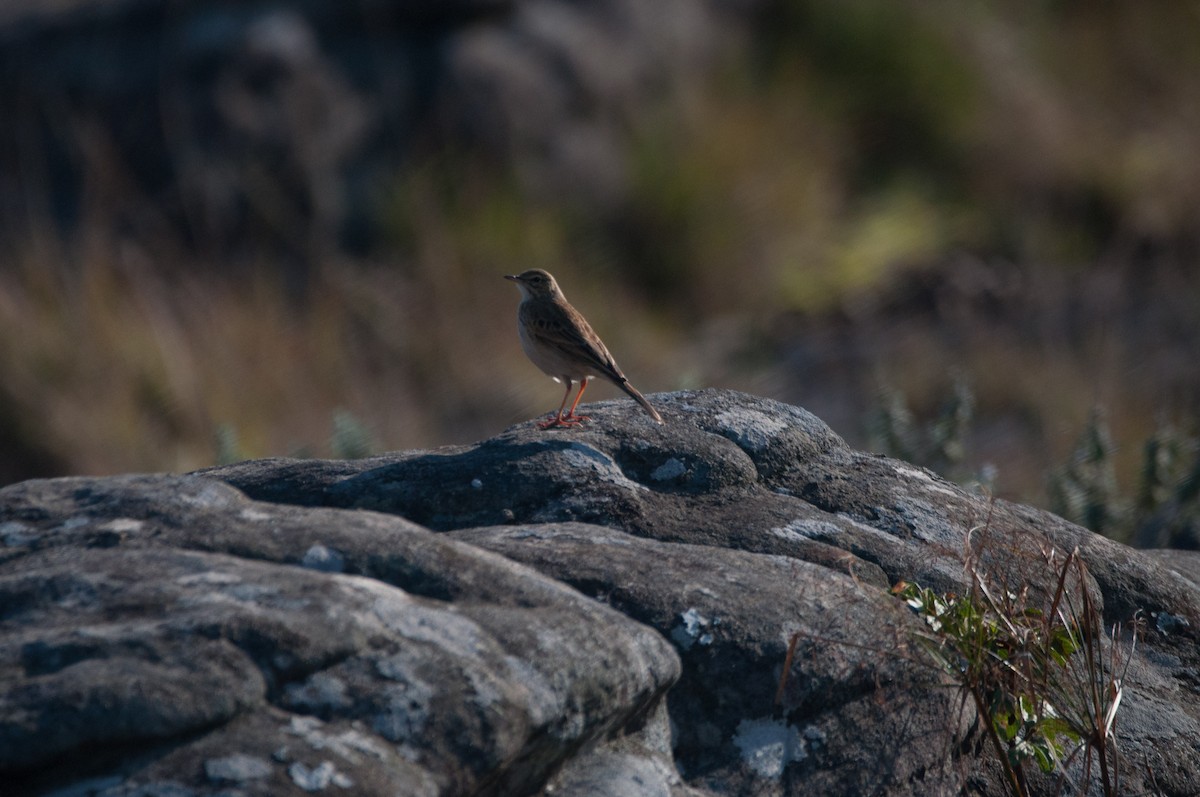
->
[620, 381, 665, 424]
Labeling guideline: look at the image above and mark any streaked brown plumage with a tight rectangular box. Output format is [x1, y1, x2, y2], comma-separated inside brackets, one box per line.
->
[504, 269, 664, 428]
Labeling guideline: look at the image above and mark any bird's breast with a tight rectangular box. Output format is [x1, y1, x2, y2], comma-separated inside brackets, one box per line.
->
[517, 314, 593, 380]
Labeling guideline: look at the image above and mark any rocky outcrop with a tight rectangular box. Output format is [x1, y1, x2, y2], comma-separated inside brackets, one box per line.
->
[0, 475, 679, 796]
[3, 389, 1199, 795]
[0, 0, 746, 251]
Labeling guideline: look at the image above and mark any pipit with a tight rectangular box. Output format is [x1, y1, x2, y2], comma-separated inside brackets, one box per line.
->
[505, 269, 665, 428]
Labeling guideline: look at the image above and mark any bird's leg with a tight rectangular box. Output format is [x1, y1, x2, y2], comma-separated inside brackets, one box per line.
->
[539, 380, 584, 428]
[562, 377, 592, 422]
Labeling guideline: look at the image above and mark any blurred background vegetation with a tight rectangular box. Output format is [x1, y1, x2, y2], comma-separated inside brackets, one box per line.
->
[1, 0, 1197, 545]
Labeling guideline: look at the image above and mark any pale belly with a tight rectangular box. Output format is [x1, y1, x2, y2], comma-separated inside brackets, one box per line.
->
[518, 322, 594, 381]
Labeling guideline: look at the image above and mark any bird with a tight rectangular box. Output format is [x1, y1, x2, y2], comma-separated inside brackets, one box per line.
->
[504, 269, 665, 428]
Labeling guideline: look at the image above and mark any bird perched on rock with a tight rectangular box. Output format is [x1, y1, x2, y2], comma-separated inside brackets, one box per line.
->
[505, 269, 665, 428]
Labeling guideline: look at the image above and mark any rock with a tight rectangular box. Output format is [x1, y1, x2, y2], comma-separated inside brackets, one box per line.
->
[203, 387, 1200, 796]
[0, 0, 750, 251]
[446, 522, 962, 795]
[0, 475, 678, 796]
[3, 389, 1199, 795]
[439, 0, 720, 205]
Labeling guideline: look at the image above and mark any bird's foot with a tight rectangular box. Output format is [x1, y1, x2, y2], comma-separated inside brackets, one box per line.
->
[538, 414, 587, 429]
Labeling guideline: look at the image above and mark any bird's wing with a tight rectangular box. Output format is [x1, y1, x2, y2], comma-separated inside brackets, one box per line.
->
[521, 300, 626, 381]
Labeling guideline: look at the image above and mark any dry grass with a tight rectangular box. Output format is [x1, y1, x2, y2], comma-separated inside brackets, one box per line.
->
[0, 231, 501, 474]
[0, 207, 693, 476]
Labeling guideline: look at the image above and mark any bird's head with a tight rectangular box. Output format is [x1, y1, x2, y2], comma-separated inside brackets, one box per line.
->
[504, 269, 563, 300]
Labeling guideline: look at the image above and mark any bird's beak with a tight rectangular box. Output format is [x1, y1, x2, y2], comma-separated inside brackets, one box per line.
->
[504, 274, 519, 282]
